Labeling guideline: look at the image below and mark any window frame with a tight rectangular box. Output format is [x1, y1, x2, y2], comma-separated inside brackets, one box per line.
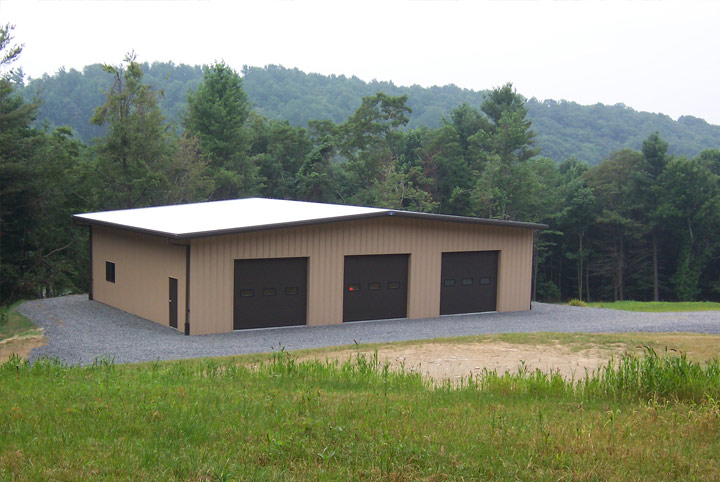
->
[105, 261, 116, 283]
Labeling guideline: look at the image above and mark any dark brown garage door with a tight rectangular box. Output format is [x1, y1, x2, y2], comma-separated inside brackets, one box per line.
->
[233, 257, 307, 330]
[440, 251, 498, 315]
[343, 254, 409, 322]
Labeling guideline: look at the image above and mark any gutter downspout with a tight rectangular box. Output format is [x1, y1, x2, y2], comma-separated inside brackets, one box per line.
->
[185, 243, 191, 336]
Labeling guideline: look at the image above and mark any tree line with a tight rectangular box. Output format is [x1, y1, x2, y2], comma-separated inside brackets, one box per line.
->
[2, 28, 719, 305]
[22, 63, 720, 165]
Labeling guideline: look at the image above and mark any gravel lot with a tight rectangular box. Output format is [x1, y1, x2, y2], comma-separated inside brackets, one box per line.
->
[18, 294, 720, 365]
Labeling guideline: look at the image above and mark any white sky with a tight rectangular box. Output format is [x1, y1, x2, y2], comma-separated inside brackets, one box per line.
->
[2, 0, 719, 125]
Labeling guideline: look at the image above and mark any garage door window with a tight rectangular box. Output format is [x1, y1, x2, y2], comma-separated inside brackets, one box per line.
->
[285, 287, 299, 295]
[348, 283, 361, 292]
[462, 278, 473, 286]
[262, 288, 277, 296]
[239, 289, 254, 297]
[388, 282, 401, 289]
[444, 279, 455, 287]
[480, 277, 491, 285]
[368, 282, 381, 291]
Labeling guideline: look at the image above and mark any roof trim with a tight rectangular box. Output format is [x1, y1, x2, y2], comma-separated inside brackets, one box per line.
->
[73, 208, 548, 239]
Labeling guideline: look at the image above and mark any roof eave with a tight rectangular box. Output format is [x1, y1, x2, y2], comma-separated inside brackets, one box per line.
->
[388, 210, 548, 230]
[73, 209, 548, 239]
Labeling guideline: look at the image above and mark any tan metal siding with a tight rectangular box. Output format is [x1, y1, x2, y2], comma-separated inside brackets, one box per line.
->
[92, 226, 186, 330]
[189, 217, 534, 335]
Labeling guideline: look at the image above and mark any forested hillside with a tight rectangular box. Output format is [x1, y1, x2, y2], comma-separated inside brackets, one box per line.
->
[3, 27, 719, 308]
[22, 63, 720, 164]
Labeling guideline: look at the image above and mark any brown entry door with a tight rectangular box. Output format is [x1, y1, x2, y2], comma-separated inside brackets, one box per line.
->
[343, 254, 409, 322]
[169, 277, 178, 329]
[234, 257, 308, 330]
[440, 251, 498, 315]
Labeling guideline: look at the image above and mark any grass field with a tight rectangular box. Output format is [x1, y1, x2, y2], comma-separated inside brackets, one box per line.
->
[586, 300, 720, 312]
[2, 338, 720, 480]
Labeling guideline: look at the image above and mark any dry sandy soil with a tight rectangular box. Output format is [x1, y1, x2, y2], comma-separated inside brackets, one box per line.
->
[0, 334, 46, 363]
[5, 332, 623, 382]
[301, 341, 625, 383]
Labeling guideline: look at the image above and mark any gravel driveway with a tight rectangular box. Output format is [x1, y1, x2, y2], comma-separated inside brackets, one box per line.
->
[17, 294, 720, 365]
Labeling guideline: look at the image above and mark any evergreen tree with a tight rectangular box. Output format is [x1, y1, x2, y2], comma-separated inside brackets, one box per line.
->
[184, 62, 258, 199]
[637, 132, 670, 300]
[89, 53, 173, 209]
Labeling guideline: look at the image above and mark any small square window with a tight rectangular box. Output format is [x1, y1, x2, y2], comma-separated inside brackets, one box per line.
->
[480, 277, 491, 285]
[462, 278, 473, 286]
[387, 282, 401, 289]
[348, 283, 361, 292]
[263, 288, 277, 296]
[239, 289, 254, 297]
[368, 282, 381, 291]
[444, 279, 455, 287]
[285, 287, 299, 295]
[105, 261, 115, 283]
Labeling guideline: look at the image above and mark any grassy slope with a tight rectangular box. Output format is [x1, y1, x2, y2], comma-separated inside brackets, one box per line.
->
[0, 303, 41, 342]
[586, 301, 720, 312]
[2, 346, 720, 480]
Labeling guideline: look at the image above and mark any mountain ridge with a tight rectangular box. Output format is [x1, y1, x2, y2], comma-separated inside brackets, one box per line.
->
[21, 62, 720, 164]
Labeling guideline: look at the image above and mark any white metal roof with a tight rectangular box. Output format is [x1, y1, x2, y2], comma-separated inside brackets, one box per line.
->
[73, 198, 389, 238]
[73, 197, 547, 238]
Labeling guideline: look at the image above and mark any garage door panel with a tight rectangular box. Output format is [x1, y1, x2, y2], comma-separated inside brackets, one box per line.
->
[343, 254, 408, 322]
[440, 251, 498, 315]
[234, 257, 307, 329]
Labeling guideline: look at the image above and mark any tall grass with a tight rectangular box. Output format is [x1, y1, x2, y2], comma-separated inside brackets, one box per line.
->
[440, 347, 720, 404]
[585, 347, 720, 403]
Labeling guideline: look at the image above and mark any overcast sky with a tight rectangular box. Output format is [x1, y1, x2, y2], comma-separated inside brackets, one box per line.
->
[3, 0, 719, 125]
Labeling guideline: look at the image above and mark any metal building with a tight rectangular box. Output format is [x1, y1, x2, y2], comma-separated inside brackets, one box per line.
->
[73, 198, 546, 335]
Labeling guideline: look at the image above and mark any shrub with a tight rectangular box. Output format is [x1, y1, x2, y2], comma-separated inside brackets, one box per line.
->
[536, 281, 561, 302]
[567, 299, 588, 307]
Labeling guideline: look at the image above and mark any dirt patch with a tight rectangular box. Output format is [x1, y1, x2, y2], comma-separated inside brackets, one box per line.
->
[301, 341, 627, 383]
[0, 334, 46, 363]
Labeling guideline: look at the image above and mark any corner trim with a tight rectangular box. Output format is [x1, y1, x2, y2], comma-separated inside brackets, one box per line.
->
[88, 225, 94, 301]
[185, 243, 191, 336]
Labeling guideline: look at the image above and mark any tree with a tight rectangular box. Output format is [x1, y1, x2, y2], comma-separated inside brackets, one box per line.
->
[338, 92, 411, 205]
[160, 132, 215, 204]
[0, 26, 87, 303]
[295, 120, 342, 203]
[89, 53, 173, 209]
[248, 115, 312, 199]
[657, 157, 720, 300]
[584, 150, 643, 301]
[419, 122, 474, 214]
[637, 132, 670, 300]
[449, 103, 487, 159]
[0, 23, 23, 79]
[184, 62, 257, 199]
[556, 157, 595, 300]
[468, 83, 540, 219]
